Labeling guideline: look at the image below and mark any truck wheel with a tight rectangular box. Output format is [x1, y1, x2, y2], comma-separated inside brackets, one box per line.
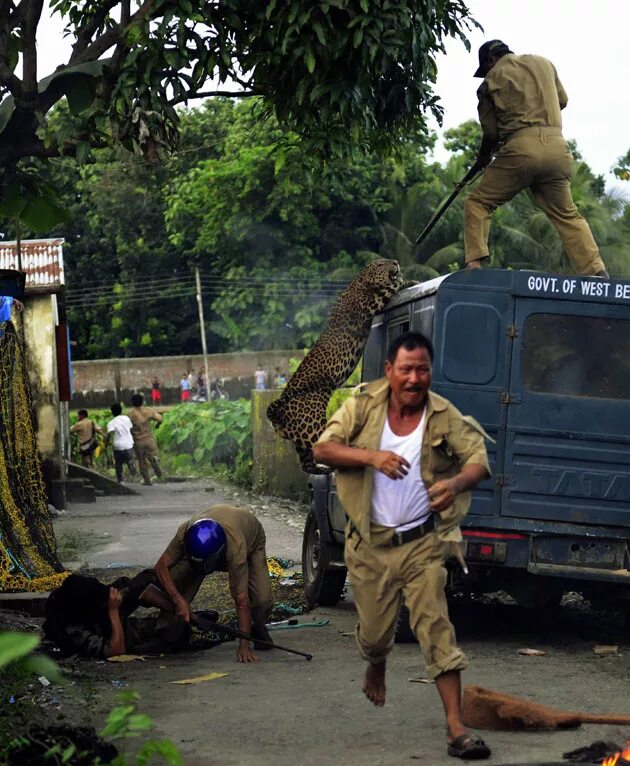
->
[302, 509, 346, 606]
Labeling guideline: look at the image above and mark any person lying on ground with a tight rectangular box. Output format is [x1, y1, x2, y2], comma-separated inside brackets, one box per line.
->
[153, 504, 274, 664]
[43, 574, 191, 659]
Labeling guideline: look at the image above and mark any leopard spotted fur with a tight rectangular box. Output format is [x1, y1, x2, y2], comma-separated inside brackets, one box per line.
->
[266, 259, 403, 473]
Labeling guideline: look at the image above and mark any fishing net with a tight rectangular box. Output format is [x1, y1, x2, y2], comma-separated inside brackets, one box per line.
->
[0, 321, 66, 591]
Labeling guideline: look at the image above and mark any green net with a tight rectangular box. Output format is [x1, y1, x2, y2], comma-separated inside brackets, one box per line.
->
[0, 320, 67, 591]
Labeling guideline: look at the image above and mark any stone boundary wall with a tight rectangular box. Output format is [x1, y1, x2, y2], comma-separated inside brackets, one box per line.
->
[251, 389, 309, 499]
[71, 350, 304, 409]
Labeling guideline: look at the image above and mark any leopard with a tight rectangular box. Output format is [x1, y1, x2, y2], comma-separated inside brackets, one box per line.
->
[266, 259, 404, 474]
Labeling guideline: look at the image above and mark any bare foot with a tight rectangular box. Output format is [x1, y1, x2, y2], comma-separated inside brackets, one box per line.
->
[466, 259, 482, 270]
[363, 662, 386, 706]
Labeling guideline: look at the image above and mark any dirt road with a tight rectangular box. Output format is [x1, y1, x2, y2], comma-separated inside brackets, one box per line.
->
[52, 480, 630, 766]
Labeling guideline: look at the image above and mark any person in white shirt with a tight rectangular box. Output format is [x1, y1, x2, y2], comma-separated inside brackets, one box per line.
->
[254, 364, 267, 391]
[105, 403, 137, 483]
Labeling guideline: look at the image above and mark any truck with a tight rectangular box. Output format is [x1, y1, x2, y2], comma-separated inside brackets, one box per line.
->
[302, 268, 630, 611]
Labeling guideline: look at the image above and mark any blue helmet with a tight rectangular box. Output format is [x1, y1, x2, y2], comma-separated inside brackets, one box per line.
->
[184, 518, 227, 574]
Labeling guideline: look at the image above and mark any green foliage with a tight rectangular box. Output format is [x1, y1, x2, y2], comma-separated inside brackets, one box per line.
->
[101, 692, 182, 765]
[0, 0, 478, 229]
[156, 400, 253, 483]
[0, 631, 63, 683]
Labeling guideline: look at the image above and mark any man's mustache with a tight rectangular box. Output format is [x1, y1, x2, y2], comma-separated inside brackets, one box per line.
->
[404, 386, 424, 393]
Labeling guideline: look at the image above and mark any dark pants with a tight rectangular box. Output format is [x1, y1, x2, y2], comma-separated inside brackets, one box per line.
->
[114, 448, 136, 482]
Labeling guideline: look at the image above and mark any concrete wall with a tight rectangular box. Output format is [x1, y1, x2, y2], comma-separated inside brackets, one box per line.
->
[71, 350, 305, 409]
[251, 389, 309, 500]
[22, 294, 64, 490]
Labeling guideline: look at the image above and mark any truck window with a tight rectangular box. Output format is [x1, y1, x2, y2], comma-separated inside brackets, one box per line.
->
[522, 313, 630, 400]
[386, 318, 410, 348]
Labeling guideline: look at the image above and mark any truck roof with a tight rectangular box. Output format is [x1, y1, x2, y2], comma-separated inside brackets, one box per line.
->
[385, 269, 630, 310]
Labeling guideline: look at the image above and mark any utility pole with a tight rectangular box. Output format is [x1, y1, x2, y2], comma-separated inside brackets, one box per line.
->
[195, 267, 210, 400]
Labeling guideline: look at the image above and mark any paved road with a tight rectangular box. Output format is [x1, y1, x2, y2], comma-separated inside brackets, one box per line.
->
[52, 481, 630, 766]
[54, 478, 305, 569]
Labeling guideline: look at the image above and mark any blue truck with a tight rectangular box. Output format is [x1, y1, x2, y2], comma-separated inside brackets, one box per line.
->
[302, 268, 630, 611]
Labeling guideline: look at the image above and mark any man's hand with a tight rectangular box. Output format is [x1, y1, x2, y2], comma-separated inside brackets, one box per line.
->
[107, 587, 123, 612]
[428, 478, 460, 513]
[14, 299, 24, 312]
[174, 595, 191, 623]
[470, 153, 491, 175]
[237, 640, 260, 663]
[371, 450, 410, 480]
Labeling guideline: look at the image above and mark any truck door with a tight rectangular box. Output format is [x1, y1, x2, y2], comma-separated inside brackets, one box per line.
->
[503, 298, 630, 527]
[432, 286, 513, 517]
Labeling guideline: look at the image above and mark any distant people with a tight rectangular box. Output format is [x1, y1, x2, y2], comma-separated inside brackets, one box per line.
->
[197, 368, 207, 400]
[180, 373, 191, 403]
[105, 403, 137, 484]
[254, 364, 267, 391]
[128, 393, 163, 486]
[151, 377, 162, 406]
[274, 367, 287, 387]
[187, 370, 195, 392]
[70, 409, 103, 468]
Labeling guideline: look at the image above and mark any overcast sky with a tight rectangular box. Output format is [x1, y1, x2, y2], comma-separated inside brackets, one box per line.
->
[431, 0, 630, 191]
[40, 1, 628, 189]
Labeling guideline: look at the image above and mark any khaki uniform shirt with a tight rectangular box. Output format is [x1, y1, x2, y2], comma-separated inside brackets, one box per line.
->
[70, 418, 101, 446]
[316, 379, 491, 544]
[477, 53, 568, 144]
[128, 406, 160, 445]
[164, 505, 265, 598]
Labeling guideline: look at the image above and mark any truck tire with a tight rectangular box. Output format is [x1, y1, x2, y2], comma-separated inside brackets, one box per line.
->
[302, 509, 347, 606]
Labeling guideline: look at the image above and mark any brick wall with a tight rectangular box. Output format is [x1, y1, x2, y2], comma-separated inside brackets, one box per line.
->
[71, 350, 304, 408]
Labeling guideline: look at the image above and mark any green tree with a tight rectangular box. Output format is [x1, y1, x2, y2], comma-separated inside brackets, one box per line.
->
[0, 0, 478, 228]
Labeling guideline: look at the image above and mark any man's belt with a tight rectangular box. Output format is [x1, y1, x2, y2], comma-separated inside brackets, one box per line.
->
[383, 515, 435, 548]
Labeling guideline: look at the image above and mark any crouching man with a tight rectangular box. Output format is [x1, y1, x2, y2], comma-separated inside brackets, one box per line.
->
[154, 504, 274, 663]
[313, 332, 492, 761]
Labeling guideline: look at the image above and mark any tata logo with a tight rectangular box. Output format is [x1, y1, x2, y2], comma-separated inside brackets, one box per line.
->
[529, 467, 630, 500]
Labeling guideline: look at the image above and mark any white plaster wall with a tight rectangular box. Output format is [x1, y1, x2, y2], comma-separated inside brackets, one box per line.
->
[21, 295, 60, 462]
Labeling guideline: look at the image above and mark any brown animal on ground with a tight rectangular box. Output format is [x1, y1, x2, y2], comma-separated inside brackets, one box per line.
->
[266, 259, 403, 473]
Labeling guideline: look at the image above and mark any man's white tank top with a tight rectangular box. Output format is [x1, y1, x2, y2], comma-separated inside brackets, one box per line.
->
[371, 410, 431, 532]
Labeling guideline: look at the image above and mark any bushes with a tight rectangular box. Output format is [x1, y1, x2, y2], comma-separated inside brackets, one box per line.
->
[156, 400, 252, 483]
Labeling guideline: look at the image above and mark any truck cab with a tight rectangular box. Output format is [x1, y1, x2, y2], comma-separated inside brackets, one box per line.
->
[302, 269, 630, 608]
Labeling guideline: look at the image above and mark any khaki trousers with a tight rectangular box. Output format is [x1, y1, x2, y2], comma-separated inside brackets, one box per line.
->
[464, 127, 606, 276]
[134, 439, 159, 483]
[344, 530, 467, 679]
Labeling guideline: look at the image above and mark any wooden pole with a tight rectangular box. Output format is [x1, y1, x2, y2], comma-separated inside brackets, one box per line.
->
[195, 267, 210, 400]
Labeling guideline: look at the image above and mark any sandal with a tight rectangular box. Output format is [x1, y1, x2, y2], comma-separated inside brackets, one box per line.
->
[447, 733, 491, 760]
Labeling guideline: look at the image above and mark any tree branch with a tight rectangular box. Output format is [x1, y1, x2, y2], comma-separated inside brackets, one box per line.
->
[169, 89, 258, 105]
[0, 61, 22, 98]
[69, 0, 123, 64]
[21, 0, 43, 93]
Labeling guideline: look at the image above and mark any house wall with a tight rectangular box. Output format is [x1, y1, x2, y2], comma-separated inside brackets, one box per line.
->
[71, 350, 304, 408]
[22, 294, 64, 493]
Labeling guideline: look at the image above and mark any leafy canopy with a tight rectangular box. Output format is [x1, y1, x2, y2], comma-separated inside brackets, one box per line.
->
[0, 0, 477, 227]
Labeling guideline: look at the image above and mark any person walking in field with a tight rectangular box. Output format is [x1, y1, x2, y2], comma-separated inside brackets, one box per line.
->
[464, 40, 609, 278]
[105, 403, 137, 483]
[128, 393, 163, 486]
[70, 409, 103, 469]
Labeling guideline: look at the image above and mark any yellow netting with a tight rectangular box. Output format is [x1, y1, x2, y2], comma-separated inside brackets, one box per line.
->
[0, 321, 67, 592]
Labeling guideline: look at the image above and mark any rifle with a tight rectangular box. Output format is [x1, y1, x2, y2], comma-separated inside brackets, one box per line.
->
[414, 166, 479, 246]
[140, 583, 313, 661]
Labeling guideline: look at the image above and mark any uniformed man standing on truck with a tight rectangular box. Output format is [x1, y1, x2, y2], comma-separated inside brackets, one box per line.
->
[314, 332, 491, 760]
[464, 40, 609, 278]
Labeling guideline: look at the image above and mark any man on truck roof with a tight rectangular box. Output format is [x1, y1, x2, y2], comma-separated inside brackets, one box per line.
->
[314, 332, 491, 760]
[464, 40, 609, 279]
